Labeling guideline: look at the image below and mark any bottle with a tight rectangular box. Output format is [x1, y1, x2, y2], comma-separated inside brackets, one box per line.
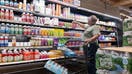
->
[7, 50, 13, 62]
[26, 13, 30, 23]
[18, 2, 22, 9]
[1, 36, 4, 47]
[12, 36, 16, 46]
[4, 36, 8, 47]
[4, 0, 9, 6]
[1, 8, 5, 20]
[23, 0, 27, 10]
[1, 50, 8, 63]
[22, 12, 26, 22]
[34, 50, 40, 60]
[9, 10, 14, 20]
[14, 0, 18, 8]
[9, 0, 14, 7]
[13, 49, 19, 62]
[10, 24, 15, 34]
[0, 0, 5, 5]
[0, 51, 2, 63]
[5, 9, 10, 20]
[18, 49, 23, 61]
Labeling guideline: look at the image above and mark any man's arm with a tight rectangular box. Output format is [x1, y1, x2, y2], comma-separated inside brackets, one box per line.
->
[72, 21, 86, 29]
[84, 34, 100, 44]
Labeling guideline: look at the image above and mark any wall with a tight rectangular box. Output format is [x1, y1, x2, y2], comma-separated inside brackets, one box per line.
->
[80, 0, 121, 18]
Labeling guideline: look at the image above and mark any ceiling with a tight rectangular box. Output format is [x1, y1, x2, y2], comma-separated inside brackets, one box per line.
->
[100, 0, 132, 18]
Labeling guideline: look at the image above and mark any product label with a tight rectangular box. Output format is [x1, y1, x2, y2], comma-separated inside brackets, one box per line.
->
[8, 56, 13, 62]
[2, 56, 8, 63]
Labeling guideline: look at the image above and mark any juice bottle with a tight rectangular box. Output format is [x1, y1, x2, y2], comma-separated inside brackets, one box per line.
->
[5, 9, 10, 20]
[12, 36, 16, 46]
[18, 2, 23, 9]
[1, 8, 5, 20]
[34, 50, 40, 60]
[23, 0, 27, 10]
[26, 13, 30, 23]
[9, 0, 14, 7]
[22, 12, 26, 22]
[1, 50, 8, 63]
[30, 49, 34, 60]
[30, 14, 34, 23]
[9, 10, 14, 20]
[23, 50, 28, 60]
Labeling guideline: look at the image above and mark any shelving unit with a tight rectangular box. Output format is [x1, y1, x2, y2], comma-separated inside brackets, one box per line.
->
[0, 0, 123, 74]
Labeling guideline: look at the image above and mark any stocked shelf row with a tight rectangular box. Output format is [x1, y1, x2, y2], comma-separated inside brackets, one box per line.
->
[47, 0, 121, 21]
[0, 46, 53, 49]
[0, 5, 87, 24]
[0, 56, 64, 66]
[0, 19, 84, 31]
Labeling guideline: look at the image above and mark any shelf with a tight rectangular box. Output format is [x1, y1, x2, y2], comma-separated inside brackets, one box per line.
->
[66, 45, 82, 48]
[47, 0, 121, 21]
[0, 19, 84, 31]
[99, 40, 116, 42]
[0, 46, 53, 49]
[0, 56, 64, 66]
[97, 24, 117, 28]
[100, 30, 115, 33]
[0, 33, 81, 39]
[100, 46, 132, 53]
[102, 35, 117, 38]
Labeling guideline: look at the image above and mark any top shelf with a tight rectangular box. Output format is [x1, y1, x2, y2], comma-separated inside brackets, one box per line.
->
[0, 5, 87, 24]
[47, 0, 121, 21]
[97, 24, 117, 28]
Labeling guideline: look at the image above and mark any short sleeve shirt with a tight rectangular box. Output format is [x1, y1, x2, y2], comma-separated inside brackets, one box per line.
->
[82, 24, 100, 43]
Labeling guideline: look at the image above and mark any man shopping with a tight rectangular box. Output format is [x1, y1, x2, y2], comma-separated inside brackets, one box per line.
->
[72, 15, 100, 74]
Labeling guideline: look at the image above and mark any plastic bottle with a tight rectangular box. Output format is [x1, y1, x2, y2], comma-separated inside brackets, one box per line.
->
[22, 12, 27, 22]
[10, 24, 15, 34]
[1, 50, 8, 63]
[14, 0, 18, 8]
[34, 50, 40, 60]
[0, 36, 4, 47]
[1, 8, 5, 20]
[4, 36, 8, 47]
[0, 0, 5, 5]
[9, 10, 14, 20]
[0, 51, 2, 63]
[12, 36, 16, 46]
[5, 9, 10, 20]
[7, 50, 14, 62]
[18, 2, 22, 9]
[5, 0, 9, 6]
[9, 0, 14, 7]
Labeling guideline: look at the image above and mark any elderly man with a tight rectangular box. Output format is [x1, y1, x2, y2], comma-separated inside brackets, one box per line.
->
[73, 15, 100, 74]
